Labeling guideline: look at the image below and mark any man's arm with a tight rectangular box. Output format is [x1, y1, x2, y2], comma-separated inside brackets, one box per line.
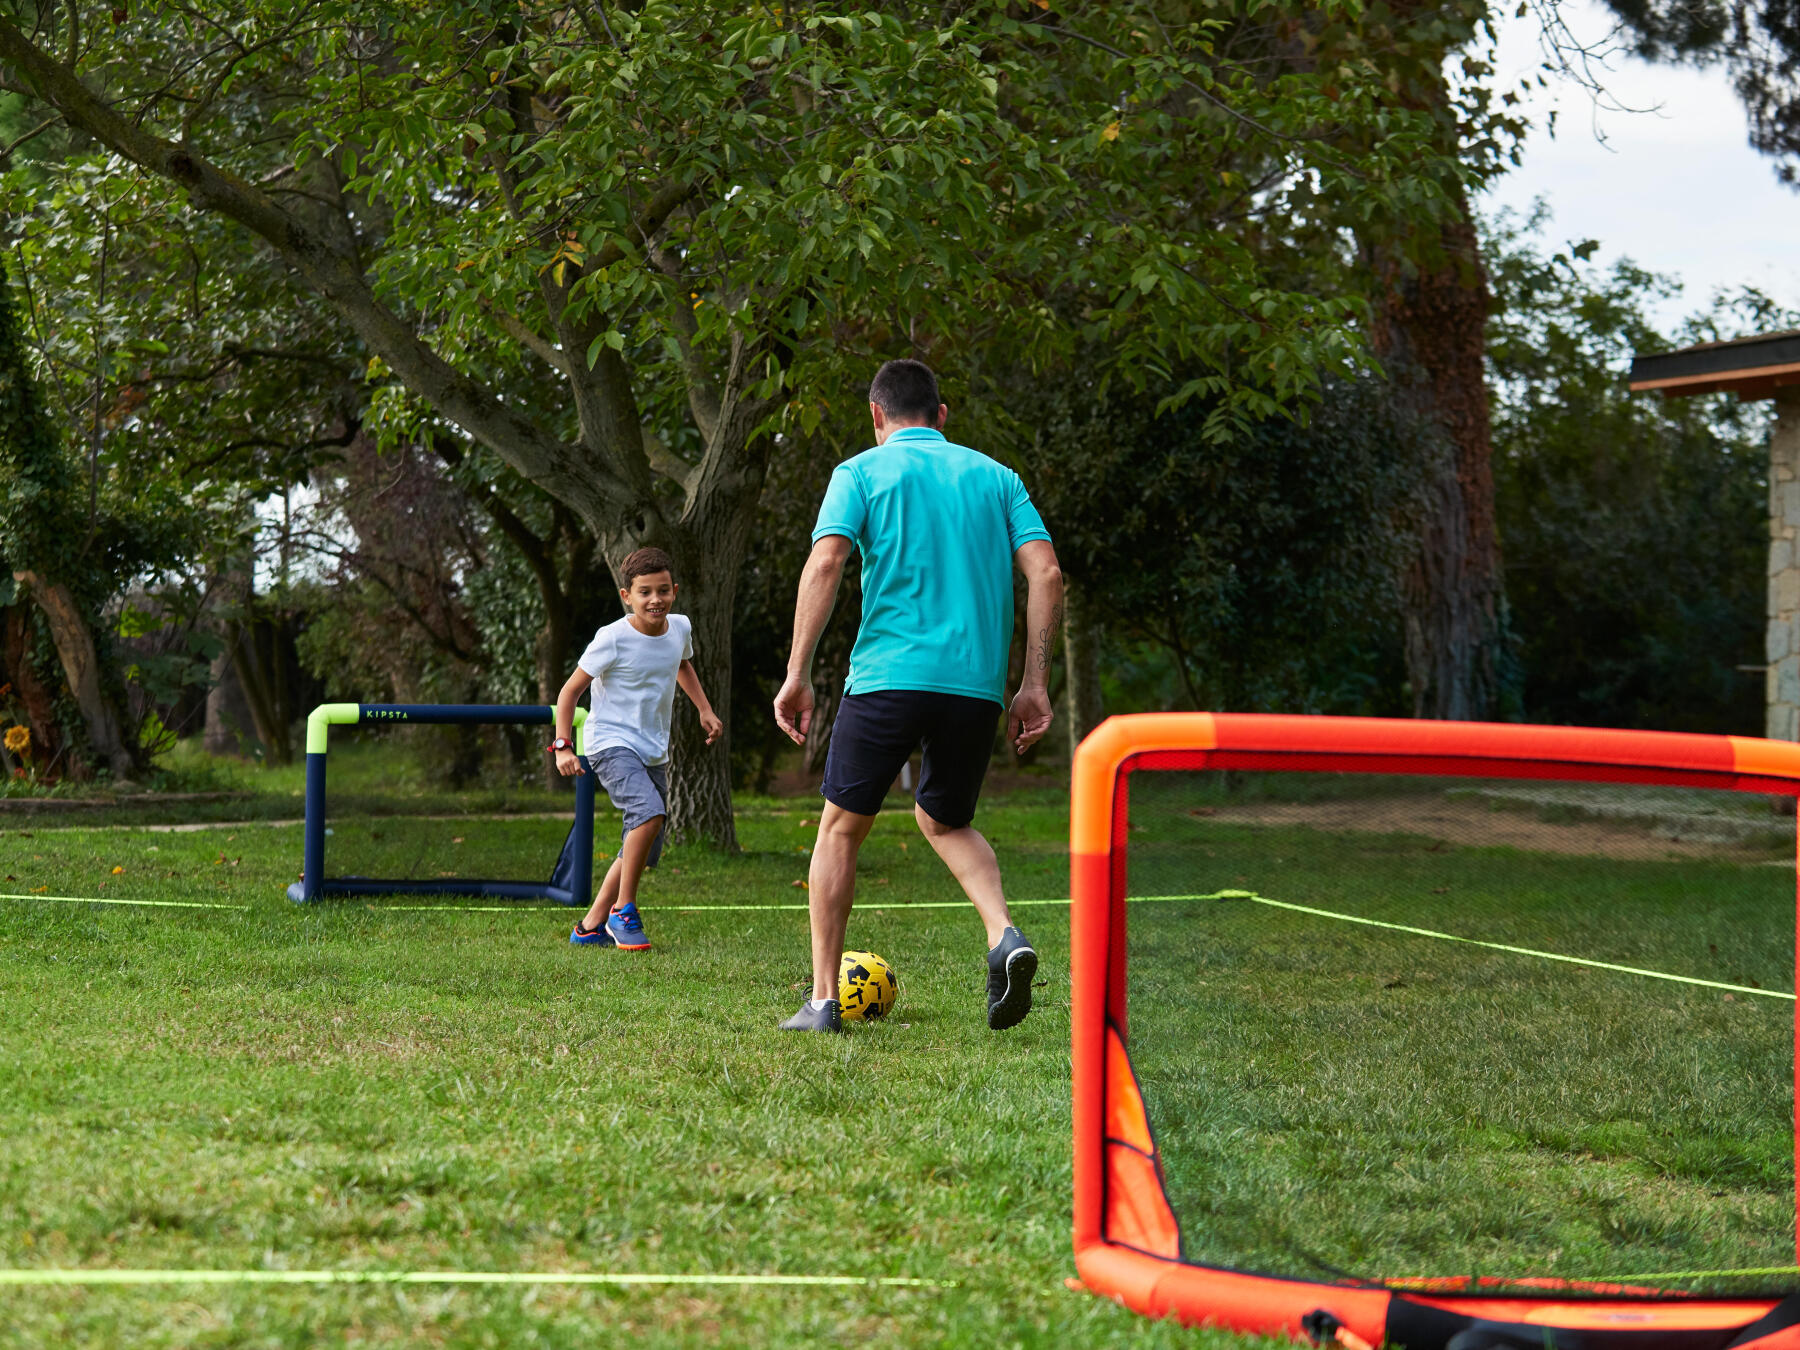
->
[677, 658, 724, 745]
[553, 666, 593, 776]
[1009, 539, 1064, 754]
[773, 534, 854, 745]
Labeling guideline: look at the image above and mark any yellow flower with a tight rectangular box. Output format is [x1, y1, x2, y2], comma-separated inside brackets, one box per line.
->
[3, 725, 29, 755]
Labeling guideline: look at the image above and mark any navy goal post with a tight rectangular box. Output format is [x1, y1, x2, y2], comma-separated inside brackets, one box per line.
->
[286, 703, 595, 905]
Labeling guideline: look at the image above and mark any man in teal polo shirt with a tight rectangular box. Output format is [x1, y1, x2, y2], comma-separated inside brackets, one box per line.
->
[772, 358, 1065, 1034]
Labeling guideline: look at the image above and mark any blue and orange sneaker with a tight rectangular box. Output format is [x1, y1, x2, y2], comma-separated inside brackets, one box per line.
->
[605, 901, 651, 951]
[569, 918, 614, 946]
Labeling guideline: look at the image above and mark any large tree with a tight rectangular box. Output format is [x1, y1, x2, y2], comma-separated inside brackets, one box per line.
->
[1336, 0, 1520, 720]
[0, 2, 1460, 839]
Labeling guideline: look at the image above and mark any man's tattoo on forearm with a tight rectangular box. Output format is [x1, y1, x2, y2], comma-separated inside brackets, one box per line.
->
[1037, 603, 1063, 672]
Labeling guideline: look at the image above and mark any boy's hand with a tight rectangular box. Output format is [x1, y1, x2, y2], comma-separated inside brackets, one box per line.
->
[1008, 686, 1053, 755]
[554, 748, 584, 777]
[700, 709, 724, 745]
[773, 674, 813, 745]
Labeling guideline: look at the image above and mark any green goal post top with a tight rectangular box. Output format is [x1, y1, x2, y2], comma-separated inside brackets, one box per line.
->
[304, 704, 588, 755]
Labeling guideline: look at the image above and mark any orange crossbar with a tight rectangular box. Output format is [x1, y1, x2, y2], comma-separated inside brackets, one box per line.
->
[1069, 713, 1800, 1345]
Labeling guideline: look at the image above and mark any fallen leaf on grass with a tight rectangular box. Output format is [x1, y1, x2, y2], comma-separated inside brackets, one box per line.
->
[111, 866, 124, 875]
[30, 886, 46, 894]
[790, 879, 808, 889]
[452, 836, 465, 844]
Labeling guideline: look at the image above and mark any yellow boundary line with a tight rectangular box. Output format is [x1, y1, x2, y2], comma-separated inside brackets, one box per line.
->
[0, 892, 248, 910]
[0, 1268, 952, 1288]
[3, 889, 1789, 1002]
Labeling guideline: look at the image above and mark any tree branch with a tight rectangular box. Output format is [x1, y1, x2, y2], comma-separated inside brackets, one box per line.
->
[0, 15, 632, 513]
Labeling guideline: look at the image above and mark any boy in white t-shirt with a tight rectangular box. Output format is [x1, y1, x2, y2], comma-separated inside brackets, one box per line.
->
[550, 546, 722, 950]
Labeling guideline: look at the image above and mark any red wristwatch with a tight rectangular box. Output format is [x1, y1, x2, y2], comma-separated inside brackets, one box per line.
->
[546, 737, 574, 753]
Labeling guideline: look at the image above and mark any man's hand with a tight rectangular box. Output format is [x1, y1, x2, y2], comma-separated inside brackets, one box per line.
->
[554, 747, 584, 777]
[700, 709, 724, 745]
[773, 674, 814, 746]
[1008, 686, 1053, 755]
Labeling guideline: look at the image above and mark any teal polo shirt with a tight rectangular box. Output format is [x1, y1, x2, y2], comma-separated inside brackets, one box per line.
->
[812, 426, 1052, 706]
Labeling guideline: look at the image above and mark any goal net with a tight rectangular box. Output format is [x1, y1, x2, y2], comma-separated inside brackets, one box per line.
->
[286, 703, 595, 905]
[1071, 714, 1800, 1350]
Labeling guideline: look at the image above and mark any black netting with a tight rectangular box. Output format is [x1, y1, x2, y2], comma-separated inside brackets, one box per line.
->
[316, 723, 591, 887]
[1122, 770, 1795, 1297]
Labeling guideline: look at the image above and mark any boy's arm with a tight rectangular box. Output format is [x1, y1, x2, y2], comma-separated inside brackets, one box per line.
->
[1010, 539, 1064, 755]
[676, 659, 724, 745]
[774, 534, 853, 745]
[553, 667, 593, 777]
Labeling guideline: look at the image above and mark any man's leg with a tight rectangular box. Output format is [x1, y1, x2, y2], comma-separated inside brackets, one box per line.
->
[807, 802, 879, 999]
[913, 804, 1011, 946]
[782, 693, 911, 1030]
[915, 694, 1036, 1029]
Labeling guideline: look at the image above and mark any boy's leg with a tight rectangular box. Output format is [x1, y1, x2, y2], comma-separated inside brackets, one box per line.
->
[575, 749, 667, 949]
[578, 855, 625, 933]
[612, 814, 665, 910]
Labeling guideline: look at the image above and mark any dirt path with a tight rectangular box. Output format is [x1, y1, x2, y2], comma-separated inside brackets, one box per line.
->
[1197, 796, 1786, 862]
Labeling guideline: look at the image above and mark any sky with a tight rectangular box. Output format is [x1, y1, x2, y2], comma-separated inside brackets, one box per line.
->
[1481, 0, 1800, 335]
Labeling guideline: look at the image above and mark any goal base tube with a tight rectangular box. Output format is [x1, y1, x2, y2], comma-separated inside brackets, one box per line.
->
[1070, 714, 1800, 1346]
[286, 704, 592, 905]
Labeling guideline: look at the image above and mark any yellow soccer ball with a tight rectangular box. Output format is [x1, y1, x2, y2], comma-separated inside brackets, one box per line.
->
[839, 950, 898, 1022]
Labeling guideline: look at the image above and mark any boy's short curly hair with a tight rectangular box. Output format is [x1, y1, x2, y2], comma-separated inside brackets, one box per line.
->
[618, 546, 676, 587]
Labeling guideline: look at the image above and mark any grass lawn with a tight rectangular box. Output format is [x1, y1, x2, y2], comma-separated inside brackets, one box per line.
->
[1, 755, 1793, 1345]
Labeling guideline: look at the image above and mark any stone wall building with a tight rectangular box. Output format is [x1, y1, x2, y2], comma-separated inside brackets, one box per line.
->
[1631, 332, 1800, 740]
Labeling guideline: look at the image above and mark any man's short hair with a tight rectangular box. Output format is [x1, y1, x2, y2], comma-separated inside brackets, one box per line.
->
[619, 546, 675, 587]
[869, 359, 941, 424]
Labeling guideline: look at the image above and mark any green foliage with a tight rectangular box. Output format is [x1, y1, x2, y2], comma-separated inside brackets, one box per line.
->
[1486, 208, 1784, 733]
[1030, 376, 1426, 713]
[0, 251, 75, 582]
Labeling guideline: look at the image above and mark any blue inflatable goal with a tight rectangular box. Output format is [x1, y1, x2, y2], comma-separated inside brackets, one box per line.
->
[286, 703, 595, 905]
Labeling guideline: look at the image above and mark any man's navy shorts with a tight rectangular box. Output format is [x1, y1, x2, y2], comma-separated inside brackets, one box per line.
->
[821, 689, 1000, 827]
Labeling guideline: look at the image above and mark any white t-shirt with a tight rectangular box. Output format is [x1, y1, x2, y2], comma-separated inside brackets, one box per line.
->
[577, 613, 694, 764]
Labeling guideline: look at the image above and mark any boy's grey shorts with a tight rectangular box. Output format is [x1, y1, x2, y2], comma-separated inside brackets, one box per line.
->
[586, 747, 669, 868]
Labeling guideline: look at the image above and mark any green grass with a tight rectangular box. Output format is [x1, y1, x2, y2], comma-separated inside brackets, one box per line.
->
[1, 763, 1794, 1346]
[1125, 792, 1794, 1297]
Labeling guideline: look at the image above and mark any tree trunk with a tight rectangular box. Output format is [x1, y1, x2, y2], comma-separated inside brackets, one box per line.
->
[2, 600, 63, 768]
[1064, 577, 1105, 753]
[12, 570, 135, 778]
[1373, 189, 1503, 721]
[660, 530, 742, 852]
[204, 644, 254, 756]
[231, 616, 295, 764]
[535, 609, 574, 792]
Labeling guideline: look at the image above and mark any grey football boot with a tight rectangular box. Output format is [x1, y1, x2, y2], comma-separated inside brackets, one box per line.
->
[779, 999, 843, 1033]
[986, 926, 1038, 1030]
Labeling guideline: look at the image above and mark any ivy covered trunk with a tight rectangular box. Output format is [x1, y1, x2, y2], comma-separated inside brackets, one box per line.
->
[1375, 177, 1504, 721]
[12, 570, 133, 778]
